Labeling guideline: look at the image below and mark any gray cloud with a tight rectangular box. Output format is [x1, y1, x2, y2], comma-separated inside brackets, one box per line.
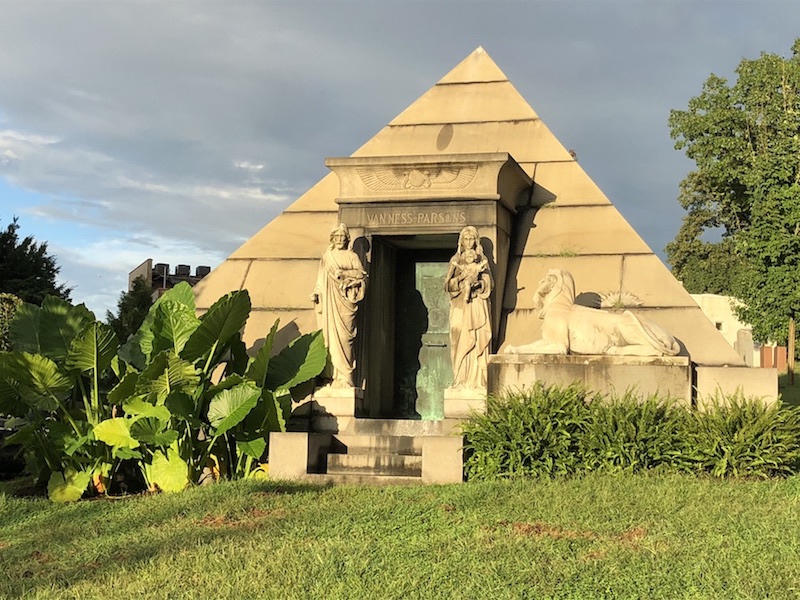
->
[1, 1, 798, 314]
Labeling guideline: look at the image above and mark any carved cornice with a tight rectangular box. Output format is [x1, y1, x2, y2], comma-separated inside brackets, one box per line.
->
[325, 153, 531, 213]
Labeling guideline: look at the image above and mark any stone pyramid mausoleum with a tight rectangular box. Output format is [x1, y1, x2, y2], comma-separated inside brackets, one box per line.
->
[193, 47, 775, 420]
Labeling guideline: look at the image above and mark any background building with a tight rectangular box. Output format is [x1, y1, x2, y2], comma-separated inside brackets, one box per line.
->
[129, 259, 210, 300]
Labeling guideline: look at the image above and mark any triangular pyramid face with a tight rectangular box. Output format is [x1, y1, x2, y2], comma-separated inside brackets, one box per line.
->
[193, 47, 743, 367]
[436, 46, 510, 84]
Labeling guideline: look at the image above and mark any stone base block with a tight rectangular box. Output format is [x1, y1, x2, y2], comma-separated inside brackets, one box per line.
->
[312, 386, 364, 416]
[443, 387, 487, 418]
[489, 354, 692, 404]
[695, 366, 778, 407]
[311, 387, 364, 432]
[421, 436, 464, 484]
[268, 432, 311, 480]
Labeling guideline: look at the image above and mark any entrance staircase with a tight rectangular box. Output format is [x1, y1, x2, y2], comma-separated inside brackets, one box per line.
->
[272, 418, 464, 485]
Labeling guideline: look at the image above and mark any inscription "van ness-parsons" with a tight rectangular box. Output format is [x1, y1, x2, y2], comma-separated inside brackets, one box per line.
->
[366, 210, 467, 227]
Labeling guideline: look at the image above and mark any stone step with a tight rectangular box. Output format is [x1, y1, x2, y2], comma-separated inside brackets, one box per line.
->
[340, 418, 462, 437]
[329, 434, 421, 456]
[326, 453, 423, 477]
[303, 473, 423, 486]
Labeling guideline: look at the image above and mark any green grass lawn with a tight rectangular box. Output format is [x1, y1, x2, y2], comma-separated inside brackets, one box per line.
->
[1, 474, 799, 599]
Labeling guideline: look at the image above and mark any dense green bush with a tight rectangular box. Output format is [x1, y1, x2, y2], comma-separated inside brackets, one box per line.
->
[461, 383, 594, 479]
[680, 393, 800, 478]
[463, 384, 800, 481]
[580, 391, 691, 474]
[0, 293, 22, 352]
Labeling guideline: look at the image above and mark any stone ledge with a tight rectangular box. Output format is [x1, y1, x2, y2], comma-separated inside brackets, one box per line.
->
[488, 353, 693, 405]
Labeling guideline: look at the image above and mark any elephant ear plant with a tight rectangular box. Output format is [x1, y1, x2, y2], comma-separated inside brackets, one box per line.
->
[97, 283, 326, 494]
[0, 284, 326, 501]
[0, 297, 121, 501]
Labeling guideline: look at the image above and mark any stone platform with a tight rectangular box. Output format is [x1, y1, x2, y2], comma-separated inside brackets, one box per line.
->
[489, 354, 693, 404]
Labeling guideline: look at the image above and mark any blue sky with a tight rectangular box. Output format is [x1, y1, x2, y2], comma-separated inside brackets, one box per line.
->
[1, 1, 799, 317]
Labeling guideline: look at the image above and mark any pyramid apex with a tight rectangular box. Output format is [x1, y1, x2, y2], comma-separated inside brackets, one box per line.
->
[437, 46, 509, 84]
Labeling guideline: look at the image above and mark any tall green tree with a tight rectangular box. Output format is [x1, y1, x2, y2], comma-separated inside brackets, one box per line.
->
[0, 217, 71, 305]
[106, 277, 154, 343]
[668, 39, 800, 344]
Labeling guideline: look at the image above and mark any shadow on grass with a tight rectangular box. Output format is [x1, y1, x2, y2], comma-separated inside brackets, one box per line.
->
[0, 479, 332, 597]
[779, 373, 800, 407]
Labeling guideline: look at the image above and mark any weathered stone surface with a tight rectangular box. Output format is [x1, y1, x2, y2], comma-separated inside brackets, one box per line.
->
[489, 354, 693, 405]
[436, 46, 511, 85]
[389, 81, 536, 126]
[193, 260, 250, 309]
[620, 254, 700, 308]
[421, 436, 464, 484]
[243, 260, 319, 309]
[355, 121, 572, 164]
[695, 366, 779, 406]
[231, 211, 338, 260]
[516, 205, 651, 256]
[530, 161, 612, 206]
[504, 255, 624, 311]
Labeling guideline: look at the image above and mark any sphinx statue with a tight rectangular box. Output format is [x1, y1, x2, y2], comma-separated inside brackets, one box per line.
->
[504, 269, 680, 357]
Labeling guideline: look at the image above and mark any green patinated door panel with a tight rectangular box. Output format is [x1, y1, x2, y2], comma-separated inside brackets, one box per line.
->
[414, 261, 452, 420]
[394, 257, 452, 419]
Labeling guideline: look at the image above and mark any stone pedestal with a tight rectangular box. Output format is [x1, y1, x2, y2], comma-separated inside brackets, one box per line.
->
[311, 386, 364, 432]
[443, 387, 487, 419]
[488, 354, 692, 405]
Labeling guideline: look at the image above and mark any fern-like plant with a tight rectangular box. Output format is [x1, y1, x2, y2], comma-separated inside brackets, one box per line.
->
[462, 383, 595, 480]
[681, 393, 800, 478]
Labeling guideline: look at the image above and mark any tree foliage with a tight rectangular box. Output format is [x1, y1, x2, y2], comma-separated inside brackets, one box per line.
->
[106, 276, 154, 343]
[0, 217, 71, 305]
[667, 39, 800, 344]
[0, 293, 22, 352]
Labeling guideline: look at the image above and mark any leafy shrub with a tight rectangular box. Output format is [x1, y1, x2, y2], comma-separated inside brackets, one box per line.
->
[0, 293, 22, 352]
[580, 391, 690, 474]
[462, 383, 594, 480]
[680, 394, 800, 478]
[0, 284, 326, 501]
[463, 384, 800, 481]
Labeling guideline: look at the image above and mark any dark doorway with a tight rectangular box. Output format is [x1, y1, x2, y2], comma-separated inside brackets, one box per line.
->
[394, 250, 453, 419]
[363, 236, 455, 419]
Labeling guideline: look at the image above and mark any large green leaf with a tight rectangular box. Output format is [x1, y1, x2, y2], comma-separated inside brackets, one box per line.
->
[136, 352, 200, 404]
[65, 322, 119, 375]
[130, 418, 179, 447]
[11, 297, 95, 362]
[236, 437, 267, 461]
[0, 353, 23, 416]
[47, 468, 91, 502]
[108, 371, 139, 405]
[122, 397, 171, 422]
[181, 291, 251, 363]
[152, 300, 201, 356]
[225, 332, 249, 377]
[39, 298, 96, 363]
[145, 448, 189, 493]
[245, 319, 280, 387]
[265, 330, 326, 392]
[7, 301, 41, 354]
[120, 283, 196, 370]
[207, 380, 260, 436]
[6, 352, 71, 411]
[94, 418, 139, 449]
